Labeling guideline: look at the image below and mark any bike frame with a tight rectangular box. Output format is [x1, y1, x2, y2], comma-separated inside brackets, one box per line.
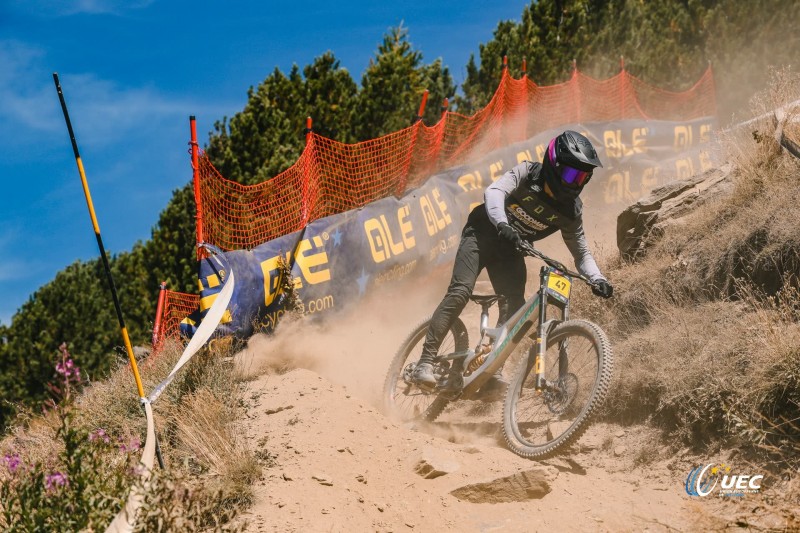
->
[440, 244, 589, 399]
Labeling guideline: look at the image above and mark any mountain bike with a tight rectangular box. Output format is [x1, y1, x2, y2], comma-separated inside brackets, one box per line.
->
[382, 241, 613, 459]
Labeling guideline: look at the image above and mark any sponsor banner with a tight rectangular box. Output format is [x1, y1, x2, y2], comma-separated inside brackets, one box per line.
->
[181, 117, 718, 338]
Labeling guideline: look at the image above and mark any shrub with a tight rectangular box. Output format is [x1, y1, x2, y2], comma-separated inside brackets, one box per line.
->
[0, 349, 138, 531]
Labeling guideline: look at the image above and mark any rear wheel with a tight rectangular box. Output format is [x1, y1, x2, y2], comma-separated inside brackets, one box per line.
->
[383, 316, 468, 422]
[502, 319, 613, 459]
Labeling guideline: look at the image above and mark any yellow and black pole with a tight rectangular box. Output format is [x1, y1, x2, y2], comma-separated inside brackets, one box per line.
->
[53, 72, 164, 468]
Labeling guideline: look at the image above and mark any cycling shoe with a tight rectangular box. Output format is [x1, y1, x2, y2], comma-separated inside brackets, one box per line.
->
[411, 362, 437, 387]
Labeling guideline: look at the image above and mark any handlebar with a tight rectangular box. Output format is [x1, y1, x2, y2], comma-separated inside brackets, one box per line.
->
[516, 241, 598, 288]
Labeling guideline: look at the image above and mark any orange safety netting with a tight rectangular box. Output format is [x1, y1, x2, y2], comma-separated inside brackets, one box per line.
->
[196, 66, 716, 251]
[151, 289, 199, 353]
[154, 65, 716, 345]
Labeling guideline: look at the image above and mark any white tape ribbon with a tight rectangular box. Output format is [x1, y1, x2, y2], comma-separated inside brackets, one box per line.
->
[104, 400, 157, 533]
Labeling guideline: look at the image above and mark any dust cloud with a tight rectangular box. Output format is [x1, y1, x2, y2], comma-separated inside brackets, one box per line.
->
[233, 106, 625, 414]
[234, 270, 449, 406]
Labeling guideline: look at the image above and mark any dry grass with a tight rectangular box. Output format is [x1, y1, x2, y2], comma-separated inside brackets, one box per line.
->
[0, 337, 259, 529]
[0, 253, 309, 528]
[572, 68, 800, 520]
[171, 387, 260, 504]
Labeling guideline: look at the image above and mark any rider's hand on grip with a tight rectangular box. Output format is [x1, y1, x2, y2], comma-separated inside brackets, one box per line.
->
[497, 222, 521, 247]
[591, 280, 613, 299]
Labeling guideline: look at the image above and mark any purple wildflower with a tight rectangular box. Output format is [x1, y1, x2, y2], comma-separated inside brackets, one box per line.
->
[89, 428, 111, 444]
[45, 472, 68, 491]
[119, 436, 142, 453]
[55, 343, 82, 386]
[55, 358, 80, 380]
[3, 454, 22, 475]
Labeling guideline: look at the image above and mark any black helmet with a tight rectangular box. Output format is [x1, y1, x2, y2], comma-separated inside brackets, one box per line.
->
[542, 130, 603, 201]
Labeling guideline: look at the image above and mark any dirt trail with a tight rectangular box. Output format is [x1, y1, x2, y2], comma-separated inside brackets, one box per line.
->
[238, 368, 694, 532]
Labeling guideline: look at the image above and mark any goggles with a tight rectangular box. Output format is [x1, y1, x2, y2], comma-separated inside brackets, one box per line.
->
[548, 139, 592, 188]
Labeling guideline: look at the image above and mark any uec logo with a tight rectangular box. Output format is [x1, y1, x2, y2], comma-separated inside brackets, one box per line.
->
[685, 464, 763, 497]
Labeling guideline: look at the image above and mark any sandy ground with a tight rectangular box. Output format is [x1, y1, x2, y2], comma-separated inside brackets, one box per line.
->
[237, 366, 703, 533]
[227, 265, 797, 533]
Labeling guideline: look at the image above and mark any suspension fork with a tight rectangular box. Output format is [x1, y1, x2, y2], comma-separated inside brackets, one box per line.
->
[533, 270, 549, 390]
[558, 295, 570, 378]
[526, 268, 571, 391]
[522, 268, 550, 392]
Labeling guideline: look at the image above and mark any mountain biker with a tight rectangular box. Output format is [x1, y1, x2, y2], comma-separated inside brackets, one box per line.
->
[412, 130, 614, 397]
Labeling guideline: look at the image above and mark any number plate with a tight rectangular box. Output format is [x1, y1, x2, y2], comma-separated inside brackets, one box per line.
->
[546, 272, 571, 301]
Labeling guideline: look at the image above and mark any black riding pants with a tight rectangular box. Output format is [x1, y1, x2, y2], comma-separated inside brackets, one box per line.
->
[420, 207, 527, 363]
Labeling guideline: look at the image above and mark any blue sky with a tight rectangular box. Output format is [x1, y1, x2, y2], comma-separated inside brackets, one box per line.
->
[0, 0, 531, 326]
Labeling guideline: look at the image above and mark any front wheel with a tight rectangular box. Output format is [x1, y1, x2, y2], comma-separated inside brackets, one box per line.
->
[383, 316, 468, 422]
[502, 319, 613, 459]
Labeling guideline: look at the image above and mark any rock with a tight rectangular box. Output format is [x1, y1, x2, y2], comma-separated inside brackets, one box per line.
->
[615, 430, 625, 438]
[450, 467, 557, 503]
[616, 165, 734, 260]
[265, 405, 294, 415]
[414, 447, 461, 479]
[614, 445, 627, 457]
[312, 474, 333, 486]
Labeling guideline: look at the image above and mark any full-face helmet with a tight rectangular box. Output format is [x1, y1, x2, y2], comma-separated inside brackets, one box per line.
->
[542, 130, 603, 200]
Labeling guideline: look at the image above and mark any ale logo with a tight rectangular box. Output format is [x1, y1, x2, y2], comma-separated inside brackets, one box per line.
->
[685, 463, 763, 497]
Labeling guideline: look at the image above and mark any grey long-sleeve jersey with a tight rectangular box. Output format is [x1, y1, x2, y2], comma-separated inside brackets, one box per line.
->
[484, 160, 606, 283]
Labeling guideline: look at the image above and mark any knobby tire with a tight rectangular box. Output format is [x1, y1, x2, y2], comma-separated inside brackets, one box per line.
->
[502, 319, 613, 459]
[382, 316, 469, 423]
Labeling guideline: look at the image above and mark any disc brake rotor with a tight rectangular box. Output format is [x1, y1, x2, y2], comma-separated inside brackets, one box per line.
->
[545, 373, 578, 414]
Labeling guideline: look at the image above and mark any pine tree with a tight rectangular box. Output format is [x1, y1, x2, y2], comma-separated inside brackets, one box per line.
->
[206, 67, 302, 185]
[587, 0, 709, 87]
[458, 1, 601, 112]
[354, 25, 455, 140]
[302, 52, 359, 143]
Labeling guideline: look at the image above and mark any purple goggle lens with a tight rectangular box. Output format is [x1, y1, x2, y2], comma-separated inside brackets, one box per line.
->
[560, 165, 591, 187]
[548, 138, 592, 188]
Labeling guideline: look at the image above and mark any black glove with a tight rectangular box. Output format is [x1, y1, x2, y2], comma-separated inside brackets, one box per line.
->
[592, 280, 614, 299]
[497, 222, 521, 247]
